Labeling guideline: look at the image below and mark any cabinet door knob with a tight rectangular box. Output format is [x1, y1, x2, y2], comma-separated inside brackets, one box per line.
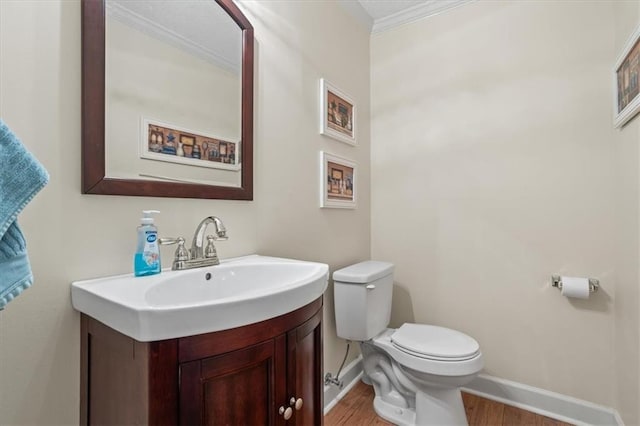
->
[279, 406, 293, 420]
[289, 397, 303, 410]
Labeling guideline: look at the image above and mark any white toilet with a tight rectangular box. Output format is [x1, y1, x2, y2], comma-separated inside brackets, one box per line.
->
[333, 261, 483, 426]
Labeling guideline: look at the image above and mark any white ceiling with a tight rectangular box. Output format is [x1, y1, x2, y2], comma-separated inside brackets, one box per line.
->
[107, 0, 242, 73]
[343, 0, 472, 33]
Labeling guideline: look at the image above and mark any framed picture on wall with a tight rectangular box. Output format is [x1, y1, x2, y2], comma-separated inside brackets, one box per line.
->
[319, 79, 356, 145]
[614, 24, 640, 128]
[140, 118, 240, 170]
[320, 151, 356, 209]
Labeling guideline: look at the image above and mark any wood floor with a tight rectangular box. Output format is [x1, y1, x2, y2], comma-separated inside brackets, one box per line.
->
[324, 381, 574, 426]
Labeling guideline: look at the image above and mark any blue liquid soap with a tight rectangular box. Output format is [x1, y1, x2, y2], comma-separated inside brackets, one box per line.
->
[134, 210, 161, 277]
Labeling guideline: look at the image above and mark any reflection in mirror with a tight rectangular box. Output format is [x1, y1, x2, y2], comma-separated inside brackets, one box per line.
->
[106, 0, 241, 187]
[81, 0, 253, 199]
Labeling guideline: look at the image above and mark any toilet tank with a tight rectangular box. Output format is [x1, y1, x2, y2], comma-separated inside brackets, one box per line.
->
[333, 261, 394, 341]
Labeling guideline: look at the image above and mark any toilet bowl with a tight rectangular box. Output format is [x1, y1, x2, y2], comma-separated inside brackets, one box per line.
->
[333, 261, 483, 426]
[366, 327, 482, 425]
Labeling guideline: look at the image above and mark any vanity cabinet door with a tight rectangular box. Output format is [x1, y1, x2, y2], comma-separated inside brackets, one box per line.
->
[179, 338, 287, 426]
[80, 298, 324, 426]
[287, 309, 323, 426]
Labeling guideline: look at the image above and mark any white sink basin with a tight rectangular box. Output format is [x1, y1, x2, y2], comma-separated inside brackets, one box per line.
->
[71, 255, 329, 341]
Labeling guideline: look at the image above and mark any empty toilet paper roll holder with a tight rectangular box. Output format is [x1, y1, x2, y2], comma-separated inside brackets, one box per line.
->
[551, 275, 599, 293]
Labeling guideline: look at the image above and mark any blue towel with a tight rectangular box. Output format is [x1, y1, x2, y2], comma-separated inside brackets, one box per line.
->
[0, 119, 49, 310]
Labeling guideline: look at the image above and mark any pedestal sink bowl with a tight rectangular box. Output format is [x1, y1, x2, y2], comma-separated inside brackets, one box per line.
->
[71, 255, 329, 341]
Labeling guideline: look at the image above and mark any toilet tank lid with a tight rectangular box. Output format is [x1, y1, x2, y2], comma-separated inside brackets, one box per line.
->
[332, 261, 394, 284]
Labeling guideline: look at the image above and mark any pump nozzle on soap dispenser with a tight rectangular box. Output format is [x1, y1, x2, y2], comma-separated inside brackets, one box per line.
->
[141, 210, 160, 224]
[134, 210, 161, 276]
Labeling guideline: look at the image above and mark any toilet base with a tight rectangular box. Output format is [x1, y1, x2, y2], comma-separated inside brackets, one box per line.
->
[373, 395, 416, 426]
[372, 387, 468, 426]
[415, 387, 468, 425]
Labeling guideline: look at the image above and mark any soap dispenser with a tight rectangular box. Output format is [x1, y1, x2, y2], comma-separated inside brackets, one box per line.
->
[134, 210, 161, 277]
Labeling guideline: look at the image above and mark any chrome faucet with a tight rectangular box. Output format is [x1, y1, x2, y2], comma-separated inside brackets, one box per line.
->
[191, 216, 227, 260]
[159, 216, 228, 270]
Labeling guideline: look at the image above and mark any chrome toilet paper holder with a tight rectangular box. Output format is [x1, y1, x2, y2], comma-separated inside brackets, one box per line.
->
[551, 275, 599, 293]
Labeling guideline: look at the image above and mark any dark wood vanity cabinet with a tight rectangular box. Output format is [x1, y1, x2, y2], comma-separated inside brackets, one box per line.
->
[80, 297, 323, 426]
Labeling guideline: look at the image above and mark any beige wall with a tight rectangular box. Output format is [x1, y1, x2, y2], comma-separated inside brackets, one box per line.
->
[612, 1, 640, 424]
[371, 0, 631, 418]
[0, 1, 370, 424]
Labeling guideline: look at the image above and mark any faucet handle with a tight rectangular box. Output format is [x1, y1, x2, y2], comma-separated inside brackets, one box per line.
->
[159, 237, 189, 261]
[159, 237, 182, 245]
[204, 235, 218, 259]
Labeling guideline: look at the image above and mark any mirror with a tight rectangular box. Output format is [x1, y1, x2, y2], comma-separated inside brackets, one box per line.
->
[81, 0, 253, 199]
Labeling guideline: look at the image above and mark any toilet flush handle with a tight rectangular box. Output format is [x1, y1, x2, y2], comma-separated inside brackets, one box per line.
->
[366, 284, 375, 290]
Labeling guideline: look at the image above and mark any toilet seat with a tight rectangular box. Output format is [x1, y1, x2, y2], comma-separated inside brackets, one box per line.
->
[372, 328, 483, 377]
[391, 323, 480, 362]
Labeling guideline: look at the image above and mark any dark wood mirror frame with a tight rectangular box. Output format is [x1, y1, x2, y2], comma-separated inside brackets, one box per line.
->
[81, 0, 253, 200]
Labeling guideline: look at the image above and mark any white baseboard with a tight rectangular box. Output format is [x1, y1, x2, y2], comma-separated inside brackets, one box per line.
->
[323, 355, 364, 415]
[323, 361, 622, 425]
[462, 374, 623, 426]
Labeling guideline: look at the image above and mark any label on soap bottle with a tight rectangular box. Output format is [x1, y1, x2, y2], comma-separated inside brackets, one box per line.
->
[134, 228, 161, 276]
[143, 231, 159, 268]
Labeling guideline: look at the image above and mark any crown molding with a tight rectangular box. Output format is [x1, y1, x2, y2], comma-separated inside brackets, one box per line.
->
[106, 1, 239, 74]
[372, 0, 472, 34]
